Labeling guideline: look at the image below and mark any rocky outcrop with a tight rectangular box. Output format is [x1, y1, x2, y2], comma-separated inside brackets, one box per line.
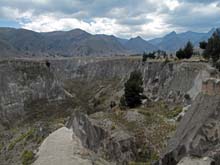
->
[177, 157, 214, 165]
[33, 127, 110, 165]
[67, 111, 107, 152]
[67, 111, 139, 164]
[160, 92, 220, 165]
[202, 78, 220, 95]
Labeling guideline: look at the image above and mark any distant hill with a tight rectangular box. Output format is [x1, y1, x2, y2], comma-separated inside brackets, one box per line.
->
[0, 28, 131, 57]
[123, 36, 158, 53]
[0, 28, 155, 57]
[0, 27, 218, 57]
[148, 28, 217, 51]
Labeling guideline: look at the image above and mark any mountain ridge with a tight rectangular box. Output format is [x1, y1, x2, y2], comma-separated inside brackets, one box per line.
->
[148, 28, 218, 51]
[0, 27, 217, 57]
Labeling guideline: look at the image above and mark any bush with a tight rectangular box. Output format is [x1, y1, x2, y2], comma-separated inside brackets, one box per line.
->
[21, 150, 34, 165]
[8, 129, 35, 150]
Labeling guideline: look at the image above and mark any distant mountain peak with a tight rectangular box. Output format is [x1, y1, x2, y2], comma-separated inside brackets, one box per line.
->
[135, 36, 142, 39]
[68, 28, 88, 34]
[130, 36, 144, 41]
[168, 31, 177, 36]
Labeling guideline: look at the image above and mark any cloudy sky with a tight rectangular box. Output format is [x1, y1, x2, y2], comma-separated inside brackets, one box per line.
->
[0, 0, 219, 39]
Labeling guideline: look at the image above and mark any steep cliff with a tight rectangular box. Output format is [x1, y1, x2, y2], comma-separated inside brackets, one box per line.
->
[0, 57, 215, 164]
[161, 93, 220, 165]
[1, 58, 212, 127]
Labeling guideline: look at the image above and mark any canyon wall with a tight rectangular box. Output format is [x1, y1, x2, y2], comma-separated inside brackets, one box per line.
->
[0, 58, 213, 129]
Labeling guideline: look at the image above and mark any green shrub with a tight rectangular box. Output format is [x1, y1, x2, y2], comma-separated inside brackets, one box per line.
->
[8, 129, 35, 150]
[21, 150, 34, 165]
[0, 143, 3, 151]
[165, 106, 182, 119]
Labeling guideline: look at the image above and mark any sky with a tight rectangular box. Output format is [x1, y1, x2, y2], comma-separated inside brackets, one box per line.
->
[0, 0, 220, 39]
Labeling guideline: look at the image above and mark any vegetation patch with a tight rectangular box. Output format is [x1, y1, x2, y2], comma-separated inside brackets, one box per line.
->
[8, 128, 35, 151]
[164, 106, 182, 119]
[0, 143, 3, 152]
[21, 150, 34, 165]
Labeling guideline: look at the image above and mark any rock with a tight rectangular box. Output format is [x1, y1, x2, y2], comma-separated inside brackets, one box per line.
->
[160, 93, 220, 164]
[124, 110, 145, 124]
[67, 111, 139, 163]
[175, 105, 191, 121]
[33, 127, 93, 165]
[34, 127, 110, 165]
[177, 157, 214, 165]
[102, 130, 137, 163]
[67, 111, 107, 152]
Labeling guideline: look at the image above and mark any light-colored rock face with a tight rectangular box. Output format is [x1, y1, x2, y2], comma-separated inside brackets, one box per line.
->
[124, 110, 145, 123]
[177, 157, 214, 165]
[161, 93, 220, 165]
[0, 60, 66, 128]
[33, 127, 93, 165]
[67, 111, 138, 164]
[202, 78, 220, 95]
[34, 127, 110, 165]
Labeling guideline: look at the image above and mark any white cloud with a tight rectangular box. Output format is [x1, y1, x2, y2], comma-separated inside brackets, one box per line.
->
[22, 14, 125, 36]
[165, 0, 180, 10]
[22, 15, 90, 32]
[0, 6, 32, 20]
[0, 0, 219, 39]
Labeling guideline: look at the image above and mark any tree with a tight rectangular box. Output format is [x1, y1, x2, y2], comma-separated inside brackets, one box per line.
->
[184, 41, 193, 59]
[176, 41, 194, 59]
[176, 48, 185, 59]
[203, 30, 220, 64]
[199, 41, 208, 49]
[148, 52, 156, 59]
[142, 52, 147, 62]
[123, 70, 143, 108]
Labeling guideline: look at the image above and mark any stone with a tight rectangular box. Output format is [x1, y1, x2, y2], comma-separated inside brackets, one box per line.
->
[177, 157, 214, 165]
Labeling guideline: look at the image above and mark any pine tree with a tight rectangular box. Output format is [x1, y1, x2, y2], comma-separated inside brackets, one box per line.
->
[176, 48, 185, 59]
[184, 41, 193, 59]
[203, 30, 220, 63]
[123, 70, 143, 108]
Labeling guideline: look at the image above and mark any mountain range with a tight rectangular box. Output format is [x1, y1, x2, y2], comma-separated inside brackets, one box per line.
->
[0, 27, 218, 57]
[148, 28, 216, 51]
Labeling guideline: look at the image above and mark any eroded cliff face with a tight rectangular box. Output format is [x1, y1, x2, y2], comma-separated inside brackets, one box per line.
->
[0, 57, 215, 164]
[161, 93, 220, 165]
[160, 78, 220, 165]
[50, 58, 212, 101]
[0, 58, 212, 127]
[0, 60, 67, 128]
